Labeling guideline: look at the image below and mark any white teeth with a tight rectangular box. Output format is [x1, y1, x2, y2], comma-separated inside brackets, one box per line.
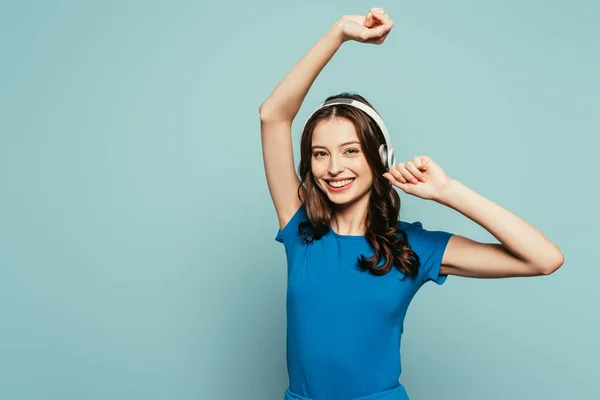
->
[328, 179, 354, 188]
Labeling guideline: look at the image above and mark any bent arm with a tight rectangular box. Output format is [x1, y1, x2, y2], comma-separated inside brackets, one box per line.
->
[259, 22, 345, 229]
[438, 179, 564, 277]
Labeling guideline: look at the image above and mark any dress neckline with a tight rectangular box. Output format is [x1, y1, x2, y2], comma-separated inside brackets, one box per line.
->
[328, 226, 367, 240]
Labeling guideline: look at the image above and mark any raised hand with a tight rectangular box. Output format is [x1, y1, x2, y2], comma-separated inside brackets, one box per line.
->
[337, 7, 394, 44]
[383, 156, 452, 201]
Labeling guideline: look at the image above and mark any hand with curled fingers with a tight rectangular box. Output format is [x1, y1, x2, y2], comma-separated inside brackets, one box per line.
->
[336, 7, 394, 44]
[383, 156, 452, 201]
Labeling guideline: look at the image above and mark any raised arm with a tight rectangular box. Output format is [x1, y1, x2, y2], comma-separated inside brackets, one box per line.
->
[259, 9, 394, 229]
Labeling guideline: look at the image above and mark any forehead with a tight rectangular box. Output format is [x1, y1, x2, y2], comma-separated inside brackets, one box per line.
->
[312, 118, 359, 146]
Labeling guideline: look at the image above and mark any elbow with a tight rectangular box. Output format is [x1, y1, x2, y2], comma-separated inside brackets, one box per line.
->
[540, 252, 565, 276]
[258, 104, 269, 121]
[259, 103, 278, 122]
[259, 103, 294, 123]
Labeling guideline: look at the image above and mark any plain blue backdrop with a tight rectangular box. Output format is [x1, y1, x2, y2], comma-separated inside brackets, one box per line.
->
[1, 1, 598, 399]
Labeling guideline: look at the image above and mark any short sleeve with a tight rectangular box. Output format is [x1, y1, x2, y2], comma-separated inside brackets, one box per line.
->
[275, 204, 307, 246]
[404, 221, 453, 286]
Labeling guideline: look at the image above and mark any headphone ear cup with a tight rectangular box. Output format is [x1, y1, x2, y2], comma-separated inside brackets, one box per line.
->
[388, 148, 396, 168]
[379, 144, 388, 168]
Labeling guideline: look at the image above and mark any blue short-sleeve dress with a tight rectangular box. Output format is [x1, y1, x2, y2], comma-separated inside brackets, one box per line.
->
[276, 204, 453, 400]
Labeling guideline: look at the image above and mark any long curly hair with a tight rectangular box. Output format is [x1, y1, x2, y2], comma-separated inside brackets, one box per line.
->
[296, 92, 420, 278]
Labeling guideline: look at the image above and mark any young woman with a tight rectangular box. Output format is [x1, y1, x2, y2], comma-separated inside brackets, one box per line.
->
[259, 7, 564, 400]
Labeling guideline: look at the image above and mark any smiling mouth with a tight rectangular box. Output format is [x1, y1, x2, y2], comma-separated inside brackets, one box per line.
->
[325, 178, 356, 188]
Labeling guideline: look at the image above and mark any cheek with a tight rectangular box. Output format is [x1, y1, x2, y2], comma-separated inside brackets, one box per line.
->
[355, 157, 373, 175]
[356, 160, 374, 186]
[311, 160, 324, 177]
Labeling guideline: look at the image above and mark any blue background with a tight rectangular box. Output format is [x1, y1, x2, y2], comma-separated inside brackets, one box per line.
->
[1, 1, 598, 399]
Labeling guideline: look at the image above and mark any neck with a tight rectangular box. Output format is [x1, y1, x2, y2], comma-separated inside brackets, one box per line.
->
[330, 194, 370, 236]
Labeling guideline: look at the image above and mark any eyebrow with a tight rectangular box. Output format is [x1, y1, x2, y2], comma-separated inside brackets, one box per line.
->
[311, 141, 361, 150]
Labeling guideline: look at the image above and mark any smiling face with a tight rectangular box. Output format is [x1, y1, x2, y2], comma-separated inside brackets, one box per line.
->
[311, 117, 374, 206]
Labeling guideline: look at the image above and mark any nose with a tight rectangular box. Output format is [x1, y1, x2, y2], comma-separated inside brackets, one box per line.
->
[327, 154, 344, 175]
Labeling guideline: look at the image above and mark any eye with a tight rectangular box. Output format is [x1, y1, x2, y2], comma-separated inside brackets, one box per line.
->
[345, 148, 359, 154]
[313, 151, 327, 158]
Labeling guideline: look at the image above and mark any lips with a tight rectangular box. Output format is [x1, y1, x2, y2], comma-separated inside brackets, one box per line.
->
[325, 178, 356, 191]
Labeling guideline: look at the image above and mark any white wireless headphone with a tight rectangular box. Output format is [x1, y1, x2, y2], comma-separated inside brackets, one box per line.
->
[302, 98, 396, 170]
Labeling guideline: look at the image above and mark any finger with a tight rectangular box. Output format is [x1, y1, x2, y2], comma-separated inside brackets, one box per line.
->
[404, 160, 427, 182]
[377, 28, 391, 42]
[388, 164, 407, 183]
[365, 27, 392, 44]
[370, 10, 386, 24]
[399, 163, 418, 184]
[412, 156, 430, 181]
[360, 25, 386, 43]
[369, 21, 394, 41]
[364, 11, 374, 28]
[383, 172, 408, 190]
[363, 23, 392, 41]
[371, 10, 392, 25]
[397, 163, 419, 184]
[371, 7, 385, 14]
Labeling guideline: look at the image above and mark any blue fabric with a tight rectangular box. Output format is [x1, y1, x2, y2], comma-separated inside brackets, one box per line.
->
[284, 384, 409, 400]
[275, 204, 453, 400]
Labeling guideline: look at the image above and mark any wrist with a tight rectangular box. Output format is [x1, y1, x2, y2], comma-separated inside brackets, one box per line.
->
[330, 19, 348, 43]
[434, 179, 463, 205]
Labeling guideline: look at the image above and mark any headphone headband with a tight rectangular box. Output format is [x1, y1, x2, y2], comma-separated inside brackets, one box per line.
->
[301, 98, 396, 169]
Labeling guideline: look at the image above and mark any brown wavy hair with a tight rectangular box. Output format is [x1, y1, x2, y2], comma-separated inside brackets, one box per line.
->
[296, 92, 420, 278]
